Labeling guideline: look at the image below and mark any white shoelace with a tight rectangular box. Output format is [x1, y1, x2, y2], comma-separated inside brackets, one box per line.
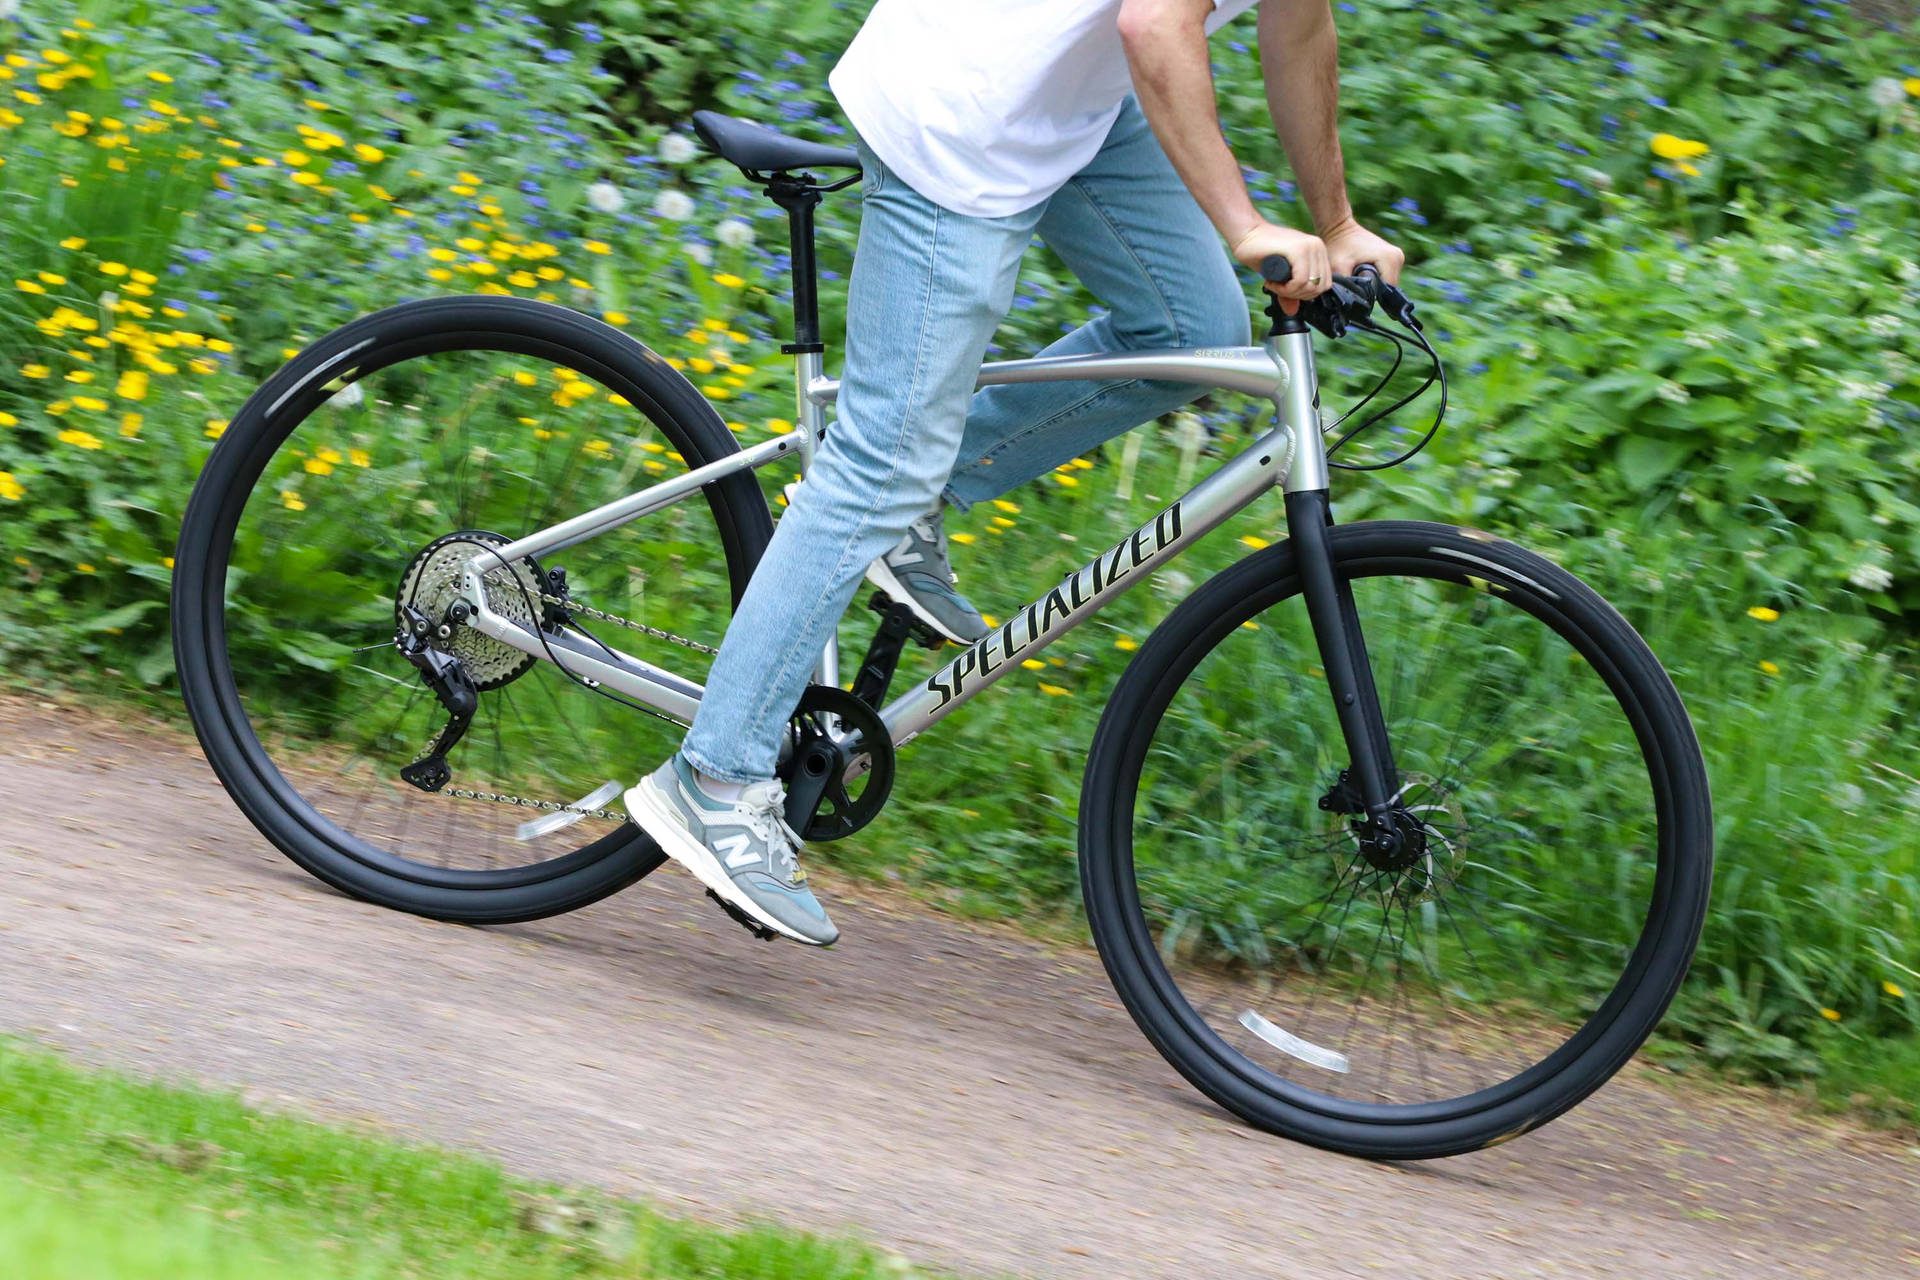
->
[736, 780, 807, 881]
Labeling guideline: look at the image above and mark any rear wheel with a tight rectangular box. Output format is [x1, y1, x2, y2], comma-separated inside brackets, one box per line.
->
[172, 296, 774, 923]
[1079, 520, 1712, 1158]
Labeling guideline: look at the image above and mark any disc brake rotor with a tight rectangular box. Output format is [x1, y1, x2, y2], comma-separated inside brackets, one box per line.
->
[396, 530, 541, 691]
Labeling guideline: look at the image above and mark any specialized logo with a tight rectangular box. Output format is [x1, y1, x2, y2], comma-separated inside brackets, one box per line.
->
[713, 832, 758, 869]
[926, 500, 1183, 711]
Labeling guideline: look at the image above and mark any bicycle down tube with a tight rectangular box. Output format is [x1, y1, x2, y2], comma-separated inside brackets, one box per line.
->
[455, 336, 1329, 747]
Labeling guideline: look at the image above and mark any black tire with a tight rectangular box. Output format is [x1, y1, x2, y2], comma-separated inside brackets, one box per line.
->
[172, 296, 774, 923]
[1079, 520, 1712, 1159]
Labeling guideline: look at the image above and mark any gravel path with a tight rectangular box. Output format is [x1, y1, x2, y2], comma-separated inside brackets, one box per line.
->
[2, 694, 1914, 1279]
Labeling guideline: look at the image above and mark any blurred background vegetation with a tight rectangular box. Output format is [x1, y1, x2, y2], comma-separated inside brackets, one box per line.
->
[0, 0, 1915, 1124]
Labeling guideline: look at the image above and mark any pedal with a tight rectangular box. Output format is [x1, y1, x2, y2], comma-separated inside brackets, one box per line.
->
[866, 590, 948, 651]
[704, 888, 778, 941]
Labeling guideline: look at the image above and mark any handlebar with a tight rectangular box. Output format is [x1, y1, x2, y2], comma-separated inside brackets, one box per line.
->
[1256, 254, 1418, 340]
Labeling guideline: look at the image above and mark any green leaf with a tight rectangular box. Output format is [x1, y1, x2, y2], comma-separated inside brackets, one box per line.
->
[1616, 436, 1695, 492]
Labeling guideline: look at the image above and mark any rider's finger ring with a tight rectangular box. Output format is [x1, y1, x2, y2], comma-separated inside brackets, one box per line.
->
[1306, 274, 1324, 285]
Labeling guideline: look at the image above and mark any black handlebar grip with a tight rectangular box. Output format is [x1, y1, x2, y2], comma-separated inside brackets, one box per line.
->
[1258, 255, 1292, 285]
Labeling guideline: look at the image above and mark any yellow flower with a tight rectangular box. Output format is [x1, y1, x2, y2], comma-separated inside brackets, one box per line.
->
[21, 364, 50, 378]
[991, 499, 1021, 514]
[1114, 636, 1138, 652]
[1241, 620, 1261, 631]
[583, 239, 611, 255]
[279, 489, 306, 511]
[583, 439, 613, 458]
[15, 278, 45, 295]
[1072, 457, 1094, 470]
[291, 171, 322, 187]
[116, 370, 149, 401]
[281, 149, 310, 167]
[119, 412, 142, 436]
[1905, 78, 1920, 98]
[99, 261, 128, 277]
[57, 427, 103, 449]
[714, 273, 745, 289]
[765, 418, 793, 433]
[354, 143, 384, 163]
[204, 418, 228, 438]
[1052, 473, 1080, 488]
[0, 411, 15, 426]
[348, 448, 371, 468]
[0, 471, 22, 501]
[71, 395, 107, 411]
[1884, 981, 1906, 998]
[991, 516, 1015, 528]
[603, 310, 629, 325]
[1676, 162, 1700, 179]
[1758, 659, 1780, 676]
[37, 271, 65, 286]
[1819, 1007, 1840, 1021]
[76, 563, 95, 574]
[1649, 133, 1709, 161]
[561, 380, 595, 400]
[303, 456, 334, 476]
[147, 70, 172, 83]
[702, 386, 732, 400]
[1037, 682, 1072, 697]
[1020, 659, 1047, 671]
[512, 370, 538, 386]
[1239, 535, 1270, 550]
[65, 369, 94, 383]
[1746, 606, 1780, 622]
[59, 236, 86, 250]
[161, 557, 174, 570]
[428, 247, 457, 263]
[688, 357, 715, 374]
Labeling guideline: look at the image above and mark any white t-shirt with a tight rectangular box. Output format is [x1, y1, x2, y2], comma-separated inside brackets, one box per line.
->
[830, 0, 1259, 219]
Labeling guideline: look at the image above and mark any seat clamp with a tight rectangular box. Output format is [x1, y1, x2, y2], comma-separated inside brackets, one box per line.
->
[781, 341, 826, 355]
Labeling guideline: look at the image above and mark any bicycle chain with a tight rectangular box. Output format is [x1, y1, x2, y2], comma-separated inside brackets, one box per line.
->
[408, 568, 715, 815]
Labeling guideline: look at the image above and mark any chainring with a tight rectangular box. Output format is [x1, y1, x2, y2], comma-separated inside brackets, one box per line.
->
[785, 685, 896, 842]
[396, 530, 542, 692]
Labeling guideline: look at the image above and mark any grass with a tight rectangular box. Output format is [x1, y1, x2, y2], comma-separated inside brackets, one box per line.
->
[0, 1039, 936, 1280]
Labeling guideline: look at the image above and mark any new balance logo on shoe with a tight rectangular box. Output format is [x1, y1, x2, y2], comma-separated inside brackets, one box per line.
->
[713, 832, 758, 869]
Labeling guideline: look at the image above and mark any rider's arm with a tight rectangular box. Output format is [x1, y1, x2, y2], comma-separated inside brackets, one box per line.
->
[1118, 0, 1330, 303]
[1256, 0, 1404, 283]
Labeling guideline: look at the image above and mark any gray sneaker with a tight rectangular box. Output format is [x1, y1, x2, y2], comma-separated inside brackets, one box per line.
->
[625, 755, 838, 946]
[865, 508, 989, 644]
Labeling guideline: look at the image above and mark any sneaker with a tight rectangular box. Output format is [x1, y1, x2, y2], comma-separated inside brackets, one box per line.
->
[864, 508, 990, 644]
[626, 755, 839, 946]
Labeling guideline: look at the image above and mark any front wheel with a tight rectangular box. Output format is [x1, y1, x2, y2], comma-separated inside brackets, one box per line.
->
[1079, 520, 1712, 1159]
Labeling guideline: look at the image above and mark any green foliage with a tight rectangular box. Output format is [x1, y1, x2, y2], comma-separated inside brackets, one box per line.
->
[0, 0, 1916, 1119]
[0, 1040, 934, 1278]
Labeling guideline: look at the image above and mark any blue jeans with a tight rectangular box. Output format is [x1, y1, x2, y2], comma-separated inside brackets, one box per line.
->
[680, 97, 1250, 783]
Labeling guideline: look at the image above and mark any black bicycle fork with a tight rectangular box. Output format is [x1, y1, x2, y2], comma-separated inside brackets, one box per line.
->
[1284, 488, 1409, 856]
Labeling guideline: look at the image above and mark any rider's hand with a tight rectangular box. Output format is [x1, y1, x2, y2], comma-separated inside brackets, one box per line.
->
[1229, 221, 1330, 316]
[1318, 217, 1407, 288]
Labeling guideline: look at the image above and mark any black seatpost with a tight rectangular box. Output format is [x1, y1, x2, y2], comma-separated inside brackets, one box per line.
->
[764, 175, 826, 355]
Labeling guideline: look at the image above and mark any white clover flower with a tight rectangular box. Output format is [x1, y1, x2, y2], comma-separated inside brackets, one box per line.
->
[658, 133, 698, 165]
[1580, 166, 1613, 191]
[332, 380, 365, 409]
[1831, 782, 1868, 812]
[1870, 77, 1907, 109]
[653, 189, 695, 221]
[684, 242, 713, 266]
[1897, 258, 1920, 283]
[1867, 314, 1901, 339]
[586, 181, 624, 214]
[1782, 460, 1815, 486]
[1848, 562, 1894, 592]
[1655, 379, 1690, 404]
[714, 217, 755, 249]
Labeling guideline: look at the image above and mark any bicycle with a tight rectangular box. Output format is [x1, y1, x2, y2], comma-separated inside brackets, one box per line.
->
[171, 111, 1713, 1160]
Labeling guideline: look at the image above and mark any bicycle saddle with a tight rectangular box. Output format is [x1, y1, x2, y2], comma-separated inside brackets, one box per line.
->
[690, 110, 861, 177]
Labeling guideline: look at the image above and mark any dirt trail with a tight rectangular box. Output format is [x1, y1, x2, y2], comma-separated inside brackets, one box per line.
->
[1, 694, 1914, 1279]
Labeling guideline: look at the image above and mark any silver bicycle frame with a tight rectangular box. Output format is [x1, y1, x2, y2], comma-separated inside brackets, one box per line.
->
[458, 331, 1327, 749]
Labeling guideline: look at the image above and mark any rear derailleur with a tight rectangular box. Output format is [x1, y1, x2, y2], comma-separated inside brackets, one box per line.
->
[395, 601, 477, 792]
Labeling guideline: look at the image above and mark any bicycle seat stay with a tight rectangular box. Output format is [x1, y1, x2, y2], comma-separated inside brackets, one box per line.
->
[690, 110, 861, 180]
